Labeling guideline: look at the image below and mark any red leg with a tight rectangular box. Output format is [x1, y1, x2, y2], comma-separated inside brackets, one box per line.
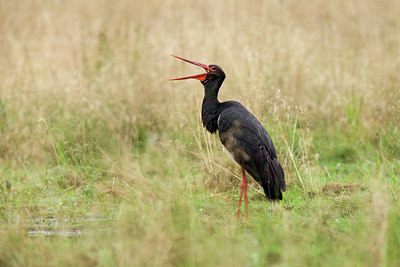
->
[237, 167, 248, 221]
[237, 182, 243, 221]
[242, 167, 248, 220]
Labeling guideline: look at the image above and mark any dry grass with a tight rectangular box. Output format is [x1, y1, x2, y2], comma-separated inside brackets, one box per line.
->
[0, 0, 400, 266]
[1, 0, 399, 159]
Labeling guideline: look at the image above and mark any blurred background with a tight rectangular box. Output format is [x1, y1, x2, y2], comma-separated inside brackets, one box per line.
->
[0, 0, 399, 266]
[1, 0, 399, 160]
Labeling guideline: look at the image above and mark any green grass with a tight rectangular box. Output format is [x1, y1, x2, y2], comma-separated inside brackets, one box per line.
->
[1, 0, 400, 266]
[1, 117, 399, 266]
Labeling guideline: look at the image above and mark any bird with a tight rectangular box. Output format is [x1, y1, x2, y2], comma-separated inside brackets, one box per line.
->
[170, 55, 286, 220]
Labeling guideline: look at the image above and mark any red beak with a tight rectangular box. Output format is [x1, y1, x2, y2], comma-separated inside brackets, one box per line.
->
[169, 55, 210, 81]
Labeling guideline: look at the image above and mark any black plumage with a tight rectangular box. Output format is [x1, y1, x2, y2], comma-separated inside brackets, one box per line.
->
[170, 55, 285, 220]
[200, 65, 285, 200]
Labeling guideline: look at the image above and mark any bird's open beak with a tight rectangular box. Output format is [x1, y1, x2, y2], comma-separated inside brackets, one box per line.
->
[169, 55, 210, 81]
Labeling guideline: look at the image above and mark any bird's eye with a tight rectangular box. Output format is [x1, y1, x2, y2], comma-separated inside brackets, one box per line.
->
[210, 66, 216, 71]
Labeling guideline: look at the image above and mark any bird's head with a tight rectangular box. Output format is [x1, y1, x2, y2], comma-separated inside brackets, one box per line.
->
[169, 55, 225, 86]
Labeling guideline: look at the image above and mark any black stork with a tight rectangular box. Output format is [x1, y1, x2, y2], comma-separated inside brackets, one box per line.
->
[170, 55, 286, 220]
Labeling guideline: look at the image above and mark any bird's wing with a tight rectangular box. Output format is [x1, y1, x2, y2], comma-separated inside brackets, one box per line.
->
[217, 102, 285, 199]
[218, 102, 277, 158]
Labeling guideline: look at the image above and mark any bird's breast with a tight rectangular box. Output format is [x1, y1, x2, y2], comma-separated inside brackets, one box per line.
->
[223, 145, 237, 164]
[219, 120, 251, 165]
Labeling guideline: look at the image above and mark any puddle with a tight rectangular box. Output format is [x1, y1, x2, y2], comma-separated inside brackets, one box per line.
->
[24, 217, 111, 237]
[30, 217, 110, 224]
[27, 230, 83, 237]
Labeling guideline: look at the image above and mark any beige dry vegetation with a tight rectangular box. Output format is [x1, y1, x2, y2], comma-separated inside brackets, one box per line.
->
[0, 0, 400, 266]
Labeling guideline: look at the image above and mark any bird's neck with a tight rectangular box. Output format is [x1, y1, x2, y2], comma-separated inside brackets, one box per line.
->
[201, 76, 225, 134]
[201, 98, 220, 134]
[202, 76, 224, 101]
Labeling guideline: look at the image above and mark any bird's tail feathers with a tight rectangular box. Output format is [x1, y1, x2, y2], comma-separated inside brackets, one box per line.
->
[271, 158, 286, 192]
[258, 149, 286, 200]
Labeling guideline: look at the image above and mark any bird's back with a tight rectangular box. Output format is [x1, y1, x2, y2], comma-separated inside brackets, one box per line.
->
[217, 101, 286, 199]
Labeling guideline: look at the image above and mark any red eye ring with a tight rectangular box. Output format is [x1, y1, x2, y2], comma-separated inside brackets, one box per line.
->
[210, 66, 216, 71]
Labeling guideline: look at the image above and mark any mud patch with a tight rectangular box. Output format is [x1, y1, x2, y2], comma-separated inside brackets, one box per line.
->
[322, 183, 367, 195]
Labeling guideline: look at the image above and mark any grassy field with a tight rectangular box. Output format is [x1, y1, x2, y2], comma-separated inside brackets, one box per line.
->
[1, 0, 400, 266]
